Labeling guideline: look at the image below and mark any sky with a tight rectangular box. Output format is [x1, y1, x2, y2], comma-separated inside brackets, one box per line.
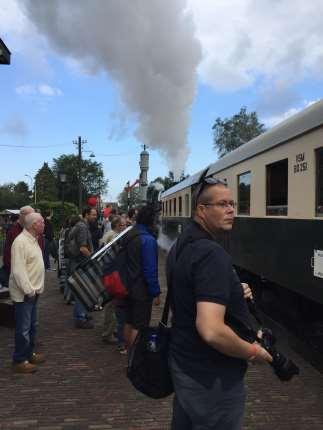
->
[1, 0, 323, 201]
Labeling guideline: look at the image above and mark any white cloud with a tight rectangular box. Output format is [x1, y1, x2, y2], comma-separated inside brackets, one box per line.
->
[38, 84, 62, 96]
[0, 0, 52, 75]
[15, 83, 63, 97]
[188, 0, 323, 96]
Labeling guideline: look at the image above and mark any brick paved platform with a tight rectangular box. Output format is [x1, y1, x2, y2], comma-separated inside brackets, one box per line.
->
[0, 251, 323, 429]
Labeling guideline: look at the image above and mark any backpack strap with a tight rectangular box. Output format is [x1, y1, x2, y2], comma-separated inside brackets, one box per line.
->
[161, 238, 203, 327]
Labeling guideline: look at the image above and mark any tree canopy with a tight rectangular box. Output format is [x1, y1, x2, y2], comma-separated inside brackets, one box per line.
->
[35, 162, 58, 202]
[212, 107, 266, 157]
[149, 171, 189, 192]
[52, 154, 108, 207]
[0, 181, 31, 210]
[118, 187, 140, 211]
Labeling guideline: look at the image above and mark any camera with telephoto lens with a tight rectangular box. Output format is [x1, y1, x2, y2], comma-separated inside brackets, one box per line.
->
[225, 298, 300, 382]
[258, 328, 299, 381]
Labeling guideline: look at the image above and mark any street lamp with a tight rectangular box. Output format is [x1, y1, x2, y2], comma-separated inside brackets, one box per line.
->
[24, 174, 36, 205]
[59, 172, 67, 222]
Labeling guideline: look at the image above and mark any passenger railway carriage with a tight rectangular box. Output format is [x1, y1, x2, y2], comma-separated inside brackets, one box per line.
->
[160, 100, 323, 321]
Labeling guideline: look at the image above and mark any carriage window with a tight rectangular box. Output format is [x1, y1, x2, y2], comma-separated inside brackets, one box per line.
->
[173, 198, 177, 216]
[185, 194, 190, 216]
[238, 171, 251, 215]
[179, 196, 182, 217]
[266, 159, 288, 216]
[316, 148, 323, 216]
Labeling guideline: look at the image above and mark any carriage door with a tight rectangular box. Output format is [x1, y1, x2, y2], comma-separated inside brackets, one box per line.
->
[316, 147, 323, 216]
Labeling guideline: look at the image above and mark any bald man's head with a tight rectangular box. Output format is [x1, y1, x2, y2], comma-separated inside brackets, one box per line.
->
[19, 206, 35, 227]
[25, 212, 44, 237]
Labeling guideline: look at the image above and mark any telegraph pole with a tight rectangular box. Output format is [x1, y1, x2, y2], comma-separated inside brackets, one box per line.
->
[73, 136, 87, 213]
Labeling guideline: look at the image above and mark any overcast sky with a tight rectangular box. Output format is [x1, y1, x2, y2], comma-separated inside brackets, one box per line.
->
[1, 0, 322, 200]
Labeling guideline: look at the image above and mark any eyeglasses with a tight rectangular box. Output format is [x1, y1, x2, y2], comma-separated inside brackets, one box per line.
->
[193, 177, 227, 209]
[201, 200, 235, 209]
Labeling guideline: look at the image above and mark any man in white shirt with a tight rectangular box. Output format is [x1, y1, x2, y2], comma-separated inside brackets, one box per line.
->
[10, 212, 46, 374]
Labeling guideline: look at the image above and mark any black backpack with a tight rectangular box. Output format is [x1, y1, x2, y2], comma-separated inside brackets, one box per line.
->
[65, 225, 80, 259]
[127, 241, 176, 399]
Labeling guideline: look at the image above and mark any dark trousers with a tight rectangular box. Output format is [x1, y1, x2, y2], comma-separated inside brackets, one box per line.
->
[115, 304, 126, 345]
[44, 238, 51, 269]
[13, 296, 38, 364]
[170, 357, 246, 430]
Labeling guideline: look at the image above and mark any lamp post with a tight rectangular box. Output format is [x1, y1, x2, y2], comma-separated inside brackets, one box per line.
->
[59, 172, 67, 223]
[24, 174, 36, 205]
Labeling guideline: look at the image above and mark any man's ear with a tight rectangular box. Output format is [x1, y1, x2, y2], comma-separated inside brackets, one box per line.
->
[195, 204, 204, 219]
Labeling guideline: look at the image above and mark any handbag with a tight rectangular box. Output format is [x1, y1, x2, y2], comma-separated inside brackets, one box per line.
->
[68, 258, 111, 311]
[127, 288, 173, 399]
[68, 227, 133, 311]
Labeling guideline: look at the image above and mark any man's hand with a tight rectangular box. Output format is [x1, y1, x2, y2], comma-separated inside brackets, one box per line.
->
[241, 283, 253, 300]
[249, 342, 273, 365]
[153, 296, 161, 306]
[80, 246, 91, 258]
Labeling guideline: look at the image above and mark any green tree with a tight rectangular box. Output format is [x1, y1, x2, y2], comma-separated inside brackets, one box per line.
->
[0, 183, 15, 210]
[13, 181, 31, 208]
[212, 107, 266, 157]
[150, 171, 189, 192]
[51, 154, 108, 207]
[0, 181, 31, 210]
[36, 200, 78, 234]
[118, 186, 140, 211]
[35, 162, 58, 201]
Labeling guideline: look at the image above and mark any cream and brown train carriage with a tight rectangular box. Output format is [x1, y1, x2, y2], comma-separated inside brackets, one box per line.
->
[161, 100, 323, 320]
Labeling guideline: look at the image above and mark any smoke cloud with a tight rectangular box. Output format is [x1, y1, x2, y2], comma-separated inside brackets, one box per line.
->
[21, 0, 201, 176]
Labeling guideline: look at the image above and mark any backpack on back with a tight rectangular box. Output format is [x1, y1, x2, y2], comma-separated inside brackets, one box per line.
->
[65, 225, 80, 259]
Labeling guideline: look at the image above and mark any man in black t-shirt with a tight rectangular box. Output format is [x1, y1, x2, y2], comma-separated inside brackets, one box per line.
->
[167, 178, 272, 430]
[69, 208, 97, 329]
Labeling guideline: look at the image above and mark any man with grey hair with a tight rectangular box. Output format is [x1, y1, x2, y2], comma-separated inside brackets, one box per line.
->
[3, 206, 44, 276]
[10, 212, 46, 374]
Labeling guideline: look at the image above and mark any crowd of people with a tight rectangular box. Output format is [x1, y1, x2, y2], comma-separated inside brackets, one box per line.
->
[1, 179, 274, 429]
[2, 203, 161, 372]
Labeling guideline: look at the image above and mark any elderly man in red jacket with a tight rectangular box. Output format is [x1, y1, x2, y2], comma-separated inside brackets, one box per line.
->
[3, 206, 44, 277]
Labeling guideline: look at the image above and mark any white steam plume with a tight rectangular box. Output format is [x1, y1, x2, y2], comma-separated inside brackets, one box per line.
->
[21, 0, 201, 175]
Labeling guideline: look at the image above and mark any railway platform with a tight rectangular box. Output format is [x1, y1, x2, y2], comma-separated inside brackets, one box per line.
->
[0, 251, 322, 429]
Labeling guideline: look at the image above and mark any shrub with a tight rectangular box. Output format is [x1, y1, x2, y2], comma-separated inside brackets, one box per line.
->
[35, 200, 79, 236]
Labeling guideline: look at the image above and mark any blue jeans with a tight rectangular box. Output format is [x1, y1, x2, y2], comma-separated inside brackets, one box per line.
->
[69, 259, 87, 321]
[73, 298, 88, 321]
[13, 296, 38, 364]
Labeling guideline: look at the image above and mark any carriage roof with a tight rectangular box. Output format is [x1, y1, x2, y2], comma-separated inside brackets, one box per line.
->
[161, 99, 323, 199]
